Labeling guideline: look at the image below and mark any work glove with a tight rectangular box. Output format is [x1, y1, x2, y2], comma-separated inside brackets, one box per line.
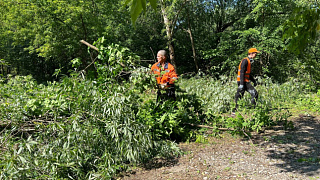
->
[238, 84, 244, 91]
[160, 83, 167, 89]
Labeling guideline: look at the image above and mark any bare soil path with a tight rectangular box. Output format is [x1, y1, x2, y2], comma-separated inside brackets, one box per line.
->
[119, 114, 320, 180]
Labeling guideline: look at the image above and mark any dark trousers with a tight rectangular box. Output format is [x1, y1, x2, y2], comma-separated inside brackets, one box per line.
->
[234, 82, 258, 110]
[157, 86, 176, 103]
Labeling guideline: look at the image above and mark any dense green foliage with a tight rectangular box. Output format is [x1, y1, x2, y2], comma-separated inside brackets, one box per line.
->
[0, 0, 319, 83]
[0, 70, 312, 178]
[1, 0, 320, 179]
[0, 75, 182, 178]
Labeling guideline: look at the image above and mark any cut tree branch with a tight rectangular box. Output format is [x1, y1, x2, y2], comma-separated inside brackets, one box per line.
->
[80, 40, 99, 51]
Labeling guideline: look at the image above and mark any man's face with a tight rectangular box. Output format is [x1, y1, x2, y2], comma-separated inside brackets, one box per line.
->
[157, 53, 166, 63]
[250, 52, 258, 59]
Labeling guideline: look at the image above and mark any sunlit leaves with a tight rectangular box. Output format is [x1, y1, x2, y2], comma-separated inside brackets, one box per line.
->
[0, 0, 130, 81]
[92, 37, 141, 83]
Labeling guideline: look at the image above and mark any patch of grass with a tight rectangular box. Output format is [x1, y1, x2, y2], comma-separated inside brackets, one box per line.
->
[243, 150, 249, 155]
[263, 136, 270, 142]
[182, 150, 192, 155]
[309, 177, 320, 180]
[195, 134, 209, 144]
[297, 157, 320, 163]
[287, 149, 295, 154]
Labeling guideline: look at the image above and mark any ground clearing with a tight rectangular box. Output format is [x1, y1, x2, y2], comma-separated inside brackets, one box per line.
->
[119, 113, 320, 180]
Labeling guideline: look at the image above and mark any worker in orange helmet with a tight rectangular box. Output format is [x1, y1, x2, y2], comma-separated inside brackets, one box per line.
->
[151, 50, 178, 102]
[232, 48, 260, 114]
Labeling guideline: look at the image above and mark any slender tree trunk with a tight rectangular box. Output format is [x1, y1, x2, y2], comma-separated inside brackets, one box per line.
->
[186, 28, 198, 72]
[160, 0, 177, 70]
[80, 14, 88, 41]
[185, 6, 199, 72]
[80, 14, 89, 68]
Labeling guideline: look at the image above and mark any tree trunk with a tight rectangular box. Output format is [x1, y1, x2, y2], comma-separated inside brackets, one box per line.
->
[160, 0, 177, 71]
[185, 6, 199, 72]
[186, 28, 198, 72]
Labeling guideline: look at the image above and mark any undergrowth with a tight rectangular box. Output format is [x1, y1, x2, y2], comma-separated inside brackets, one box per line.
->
[0, 40, 315, 179]
[0, 73, 313, 179]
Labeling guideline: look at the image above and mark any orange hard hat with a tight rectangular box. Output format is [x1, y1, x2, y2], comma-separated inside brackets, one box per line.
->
[248, 48, 260, 54]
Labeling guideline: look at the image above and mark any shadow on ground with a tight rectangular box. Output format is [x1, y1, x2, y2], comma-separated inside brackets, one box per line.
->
[142, 157, 179, 170]
[253, 114, 320, 177]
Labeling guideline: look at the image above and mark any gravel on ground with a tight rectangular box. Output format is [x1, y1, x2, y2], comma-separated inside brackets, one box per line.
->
[119, 114, 320, 180]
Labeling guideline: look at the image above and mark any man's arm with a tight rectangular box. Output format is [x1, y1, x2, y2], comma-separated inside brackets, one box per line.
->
[164, 64, 178, 85]
[168, 70, 178, 84]
[249, 74, 256, 85]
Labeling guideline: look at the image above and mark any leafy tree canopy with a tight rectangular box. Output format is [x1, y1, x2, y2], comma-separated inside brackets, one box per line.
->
[283, 2, 320, 54]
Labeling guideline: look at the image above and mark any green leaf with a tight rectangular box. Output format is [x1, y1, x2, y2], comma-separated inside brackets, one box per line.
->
[26, 143, 31, 153]
[242, 122, 249, 127]
[34, 159, 39, 166]
[149, 0, 158, 10]
[130, 0, 144, 25]
[124, 0, 132, 6]
[141, 0, 146, 11]
[19, 156, 27, 164]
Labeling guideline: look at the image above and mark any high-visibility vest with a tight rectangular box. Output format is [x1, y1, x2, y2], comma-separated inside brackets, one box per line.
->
[237, 57, 251, 82]
[151, 62, 178, 85]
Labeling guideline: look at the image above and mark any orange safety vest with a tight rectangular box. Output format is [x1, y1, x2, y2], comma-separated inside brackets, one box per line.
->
[151, 62, 178, 85]
[237, 57, 251, 82]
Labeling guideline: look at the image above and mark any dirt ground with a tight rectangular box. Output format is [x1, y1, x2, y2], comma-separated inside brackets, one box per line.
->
[119, 114, 320, 180]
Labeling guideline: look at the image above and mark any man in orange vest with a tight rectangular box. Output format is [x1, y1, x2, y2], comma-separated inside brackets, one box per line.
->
[233, 48, 260, 114]
[151, 50, 178, 102]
